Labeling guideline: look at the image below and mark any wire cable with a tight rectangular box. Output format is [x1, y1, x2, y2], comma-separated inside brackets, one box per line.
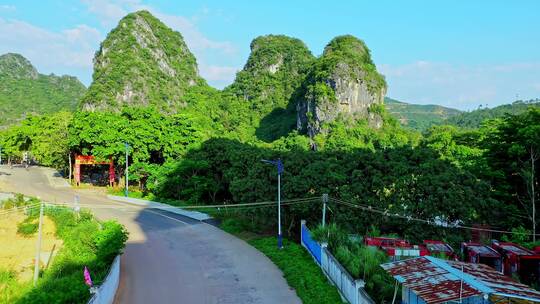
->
[330, 197, 540, 237]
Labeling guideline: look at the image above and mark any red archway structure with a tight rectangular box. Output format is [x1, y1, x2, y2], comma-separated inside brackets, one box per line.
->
[74, 155, 115, 187]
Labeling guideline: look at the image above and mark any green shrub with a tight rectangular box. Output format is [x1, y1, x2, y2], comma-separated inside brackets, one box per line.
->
[16, 220, 38, 236]
[94, 221, 129, 266]
[309, 223, 396, 303]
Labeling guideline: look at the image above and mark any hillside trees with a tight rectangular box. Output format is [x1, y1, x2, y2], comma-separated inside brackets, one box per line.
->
[0, 112, 72, 168]
[0, 53, 85, 126]
[150, 137, 497, 243]
[482, 109, 540, 239]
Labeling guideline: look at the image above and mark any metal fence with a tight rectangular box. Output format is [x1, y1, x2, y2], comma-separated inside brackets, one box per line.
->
[88, 255, 121, 304]
[301, 220, 322, 265]
[300, 220, 374, 304]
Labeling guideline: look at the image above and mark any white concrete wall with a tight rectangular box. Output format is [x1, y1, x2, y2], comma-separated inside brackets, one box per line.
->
[87, 255, 121, 304]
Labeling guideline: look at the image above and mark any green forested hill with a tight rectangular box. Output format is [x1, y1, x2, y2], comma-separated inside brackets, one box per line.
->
[225, 34, 315, 141]
[384, 97, 462, 131]
[444, 99, 540, 128]
[80, 10, 207, 112]
[0, 53, 86, 126]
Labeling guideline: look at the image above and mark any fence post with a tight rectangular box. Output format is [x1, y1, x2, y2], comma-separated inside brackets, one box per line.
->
[355, 279, 366, 304]
[301, 219, 306, 246]
[322, 193, 328, 227]
[321, 242, 328, 274]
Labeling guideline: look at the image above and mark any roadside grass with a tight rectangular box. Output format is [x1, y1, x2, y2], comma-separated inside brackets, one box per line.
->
[0, 195, 128, 304]
[0, 269, 31, 303]
[249, 237, 343, 304]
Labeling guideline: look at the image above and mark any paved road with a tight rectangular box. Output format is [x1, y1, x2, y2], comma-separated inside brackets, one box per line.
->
[0, 166, 301, 304]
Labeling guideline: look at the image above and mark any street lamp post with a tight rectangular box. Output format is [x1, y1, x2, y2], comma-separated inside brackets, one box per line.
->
[262, 158, 284, 249]
[125, 143, 129, 197]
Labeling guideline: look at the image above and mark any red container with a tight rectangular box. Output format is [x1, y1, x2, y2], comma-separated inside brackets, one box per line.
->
[423, 240, 455, 259]
[364, 237, 428, 261]
[491, 241, 540, 285]
[461, 242, 502, 272]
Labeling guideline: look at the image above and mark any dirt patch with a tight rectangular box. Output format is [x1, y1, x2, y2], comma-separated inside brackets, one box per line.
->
[0, 211, 62, 282]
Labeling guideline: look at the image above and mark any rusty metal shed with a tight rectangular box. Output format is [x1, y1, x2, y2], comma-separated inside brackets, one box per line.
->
[381, 256, 540, 304]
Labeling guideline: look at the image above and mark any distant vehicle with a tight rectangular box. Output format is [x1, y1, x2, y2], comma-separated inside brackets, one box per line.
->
[461, 242, 502, 272]
[491, 241, 540, 286]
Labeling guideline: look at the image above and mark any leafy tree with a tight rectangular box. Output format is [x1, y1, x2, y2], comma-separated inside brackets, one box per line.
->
[483, 109, 540, 239]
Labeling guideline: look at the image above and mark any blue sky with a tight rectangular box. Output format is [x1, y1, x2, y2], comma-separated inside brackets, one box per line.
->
[0, 0, 539, 110]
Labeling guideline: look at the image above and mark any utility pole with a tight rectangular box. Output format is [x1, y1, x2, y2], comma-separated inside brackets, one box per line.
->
[74, 195, 80, 219]
[262, 158, 284, 249]
[33, 203, 44, 287]
[125, 143, 129, 197]
[322, 193, 328, 227]
[68, 152, 72, 185]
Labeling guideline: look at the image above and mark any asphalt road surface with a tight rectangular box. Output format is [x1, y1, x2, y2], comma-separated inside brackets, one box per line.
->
[0, 165, 301, 304]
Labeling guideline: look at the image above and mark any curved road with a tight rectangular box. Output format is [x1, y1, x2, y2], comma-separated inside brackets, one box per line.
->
[0, 166, 301, 304]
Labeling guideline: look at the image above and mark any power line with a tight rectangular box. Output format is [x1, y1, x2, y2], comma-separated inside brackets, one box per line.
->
[0, 203, 41, 216]
[22, 197, 320, 214]
[173, 197, 319, 209]
[330, 197, 540, 237]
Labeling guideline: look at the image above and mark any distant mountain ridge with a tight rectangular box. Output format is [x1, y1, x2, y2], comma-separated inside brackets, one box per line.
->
[0, 53, 86, 126]
[384, 97, 462, 131]
[444, 99, 540, 129]
[385, 97, 540, 131]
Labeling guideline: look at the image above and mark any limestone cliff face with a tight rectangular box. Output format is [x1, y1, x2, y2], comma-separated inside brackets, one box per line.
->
[80, 10, 205, 112]
[226, 35, 314, 115]
[297, 35, 386, 137]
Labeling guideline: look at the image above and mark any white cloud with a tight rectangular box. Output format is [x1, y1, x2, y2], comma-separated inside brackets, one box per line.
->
[0, 17, 101, 83]
[0, 4, 16, 11]
[80, 0, 136, 26]
[379, 61, 540, 110]
[199, 64, 238, 88]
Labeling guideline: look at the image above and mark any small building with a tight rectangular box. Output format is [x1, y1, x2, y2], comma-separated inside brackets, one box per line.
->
[462, 242, 502, 272]
[491, 241, 540, 285]
[424, 240, 455, 259]
[381, 256, 540, 303]
[364, 236, 428, 261]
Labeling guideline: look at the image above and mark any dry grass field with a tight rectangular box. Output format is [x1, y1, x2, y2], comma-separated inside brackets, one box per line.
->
[0, 211, 62, 282]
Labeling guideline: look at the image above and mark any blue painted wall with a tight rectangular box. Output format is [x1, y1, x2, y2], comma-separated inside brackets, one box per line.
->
[301, 224, 321, 265]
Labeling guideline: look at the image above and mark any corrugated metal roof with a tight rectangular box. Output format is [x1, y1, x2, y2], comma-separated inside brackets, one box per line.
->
[381, 257, 482, 303]
[425, 243, 453, 253]
[496, 242, 535, 256]
[381, 256, 540, 304]
[447, 261, 540, 301]
[463, 243, 501, 258]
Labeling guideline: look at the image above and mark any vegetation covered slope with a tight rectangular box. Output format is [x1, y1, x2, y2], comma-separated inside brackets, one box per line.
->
[227, 35, 314, 113]
[226, 35, 315, 141]
[297, 35, 387, 137]
[0, 53, 85, 126]
[445, 99, 540, 128]
[80, 10, 206, 112]
[385, 97, 462, 131]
